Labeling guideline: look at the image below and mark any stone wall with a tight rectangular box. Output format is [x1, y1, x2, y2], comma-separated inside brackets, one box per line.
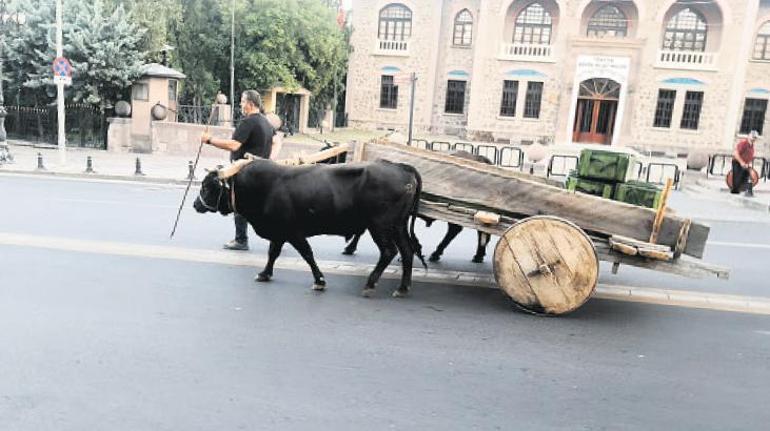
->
[150, 122, 234, 158]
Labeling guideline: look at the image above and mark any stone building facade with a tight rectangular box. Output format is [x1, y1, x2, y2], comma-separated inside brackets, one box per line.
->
[345, 0, 770, 154]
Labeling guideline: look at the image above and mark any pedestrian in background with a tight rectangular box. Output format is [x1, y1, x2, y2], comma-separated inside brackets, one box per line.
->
[731, 130, 759, 197]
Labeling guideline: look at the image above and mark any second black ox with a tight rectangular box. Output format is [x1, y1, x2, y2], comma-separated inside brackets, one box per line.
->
[194, 159, 426, 298]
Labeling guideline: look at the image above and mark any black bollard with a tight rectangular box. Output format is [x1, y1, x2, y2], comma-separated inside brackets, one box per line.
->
[36, 152, 46, 171]
[187, 161, 196, 180]
[84, 156, 95, 173]
[134, 157, 145, 176]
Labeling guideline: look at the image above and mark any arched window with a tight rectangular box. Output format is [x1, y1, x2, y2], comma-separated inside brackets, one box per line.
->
[514, 3, 552, 45]
[453, 9, 473, 46]
[663, 8, 707, 52]
[755, 21, 770, 60]
[587, 5, 627, 38]
[378, 4, 412, 41]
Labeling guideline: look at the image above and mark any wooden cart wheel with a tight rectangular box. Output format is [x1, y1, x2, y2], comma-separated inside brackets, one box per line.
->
[726, 168, 759, 190]
[493, 216, 599, 316]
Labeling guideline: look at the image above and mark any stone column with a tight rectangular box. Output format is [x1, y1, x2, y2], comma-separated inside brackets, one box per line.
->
[722, 0, 761, 150]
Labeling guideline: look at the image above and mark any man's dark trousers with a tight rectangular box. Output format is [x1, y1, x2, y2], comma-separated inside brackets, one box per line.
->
[234, 213, 249, 244]
[731, 159, 750, 194]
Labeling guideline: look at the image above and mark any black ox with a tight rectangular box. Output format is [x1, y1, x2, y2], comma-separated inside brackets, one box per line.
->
[194, 159, 426, 297]
[343, 150, 493, 263]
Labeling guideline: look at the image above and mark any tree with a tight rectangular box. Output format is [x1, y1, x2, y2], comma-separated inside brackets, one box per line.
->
[235, 0, 349, 117]
[2, 0, 56, 106]
[4, 0, 145, 110]
[170, 0, 227, 106]
[64, 0, 145, 109]
[105, 0, 181, 60]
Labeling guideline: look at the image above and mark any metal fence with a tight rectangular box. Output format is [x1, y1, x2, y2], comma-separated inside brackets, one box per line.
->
[409, 139, 526, 171]
[3, 104, 108, 149]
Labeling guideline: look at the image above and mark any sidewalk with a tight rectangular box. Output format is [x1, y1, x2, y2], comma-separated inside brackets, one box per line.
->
[685, 170, 770, 213]
[0, 139, 320, 184]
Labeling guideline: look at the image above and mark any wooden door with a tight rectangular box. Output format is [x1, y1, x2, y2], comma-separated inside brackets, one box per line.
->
[572, 78, 621, 145]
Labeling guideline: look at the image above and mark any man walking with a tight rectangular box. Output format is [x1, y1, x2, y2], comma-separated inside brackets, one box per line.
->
[731, 130, 759, 197]
[201, 90, 274, 250]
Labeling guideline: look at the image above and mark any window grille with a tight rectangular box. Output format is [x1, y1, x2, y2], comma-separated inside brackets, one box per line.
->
[740, 98, 767, 135]
[380, 75, 398, 109]
[680, 91, 704, 130]
[500, 80, 519, 117]
[445, 80, 466, 114]
[587, 5, 627, 38]
[513, 3, 552, 45]
[653, 89, 676, 128]
[524, 81, 543, 119]
[663, 8, 707, 52]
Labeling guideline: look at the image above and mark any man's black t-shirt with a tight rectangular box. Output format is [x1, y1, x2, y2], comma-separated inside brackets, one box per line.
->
[231, 113, 274, 161]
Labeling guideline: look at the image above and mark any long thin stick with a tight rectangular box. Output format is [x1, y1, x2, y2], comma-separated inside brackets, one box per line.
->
[170, 105, 220, 239]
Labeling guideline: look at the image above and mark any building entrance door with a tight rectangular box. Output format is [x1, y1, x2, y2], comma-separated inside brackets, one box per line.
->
[572, 78, 620, 145]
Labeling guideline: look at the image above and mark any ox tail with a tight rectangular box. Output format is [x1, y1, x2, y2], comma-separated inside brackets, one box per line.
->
[406, 166, 427, 269]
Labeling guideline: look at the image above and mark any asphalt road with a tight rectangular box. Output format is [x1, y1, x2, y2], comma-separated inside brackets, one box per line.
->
[1, 174, 770, 430]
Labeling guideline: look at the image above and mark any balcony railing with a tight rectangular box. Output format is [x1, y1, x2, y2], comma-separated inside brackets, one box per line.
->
[499, 43, 554, 63]
[656, 50, 718, 71]
[374, 39, 410, 56]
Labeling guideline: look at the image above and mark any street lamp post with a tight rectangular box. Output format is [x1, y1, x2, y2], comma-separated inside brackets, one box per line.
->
[0, 2, 8, 162]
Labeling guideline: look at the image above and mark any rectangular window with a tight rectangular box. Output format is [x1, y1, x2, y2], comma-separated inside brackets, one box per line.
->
[524, 81, 543, 119]
[740, 98, 768, 135]
[445, 80, 466, 114]
[168, 80, 178, 102]
[499, 80, 519, 117]
[379, 75, 398, 109]
[653, 89, 676, 128]
[132, 82, 149, 101]
[680, 91, 704, 130]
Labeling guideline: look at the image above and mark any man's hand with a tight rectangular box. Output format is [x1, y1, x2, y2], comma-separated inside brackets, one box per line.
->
[201, 131, 212, 145]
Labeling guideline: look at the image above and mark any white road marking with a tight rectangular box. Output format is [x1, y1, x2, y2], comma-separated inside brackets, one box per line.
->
[0, 172, 189, 188]
[709, 241, 770, 250]
[2, 232, 769, 315]
[51, 198, 178, 209]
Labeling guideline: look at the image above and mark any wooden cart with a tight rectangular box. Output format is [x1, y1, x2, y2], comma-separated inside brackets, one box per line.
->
[341, 141, 728, 315]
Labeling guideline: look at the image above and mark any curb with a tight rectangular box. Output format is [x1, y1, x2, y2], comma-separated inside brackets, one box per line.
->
[0, 168, 198, 186]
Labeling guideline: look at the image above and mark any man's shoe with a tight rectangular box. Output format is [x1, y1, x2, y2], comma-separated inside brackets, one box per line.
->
[223, 240, 249, 251]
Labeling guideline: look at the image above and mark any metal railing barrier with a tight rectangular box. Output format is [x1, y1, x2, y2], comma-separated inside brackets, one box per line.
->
[546, 155, 579, 179]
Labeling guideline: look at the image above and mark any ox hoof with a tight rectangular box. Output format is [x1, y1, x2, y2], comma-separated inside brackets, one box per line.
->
[312, 283, 326, 292]
[471, 256, 485, 263]
[361, 288, 375, 298]
[392, 288, 410, 298]
[428, 254, 441, 262]
[255, 273, 272, 282]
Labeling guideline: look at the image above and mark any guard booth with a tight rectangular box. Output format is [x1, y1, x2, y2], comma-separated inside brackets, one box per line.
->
[129, 63, 186, 152]
[261, 87, 311, 134]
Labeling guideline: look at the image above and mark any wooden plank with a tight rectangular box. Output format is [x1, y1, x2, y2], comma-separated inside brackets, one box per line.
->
[650, 178, 674, 244]
[363, 142, 708, 259]
[610, 235, 671, 252]
[597, 243, 729, 280]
